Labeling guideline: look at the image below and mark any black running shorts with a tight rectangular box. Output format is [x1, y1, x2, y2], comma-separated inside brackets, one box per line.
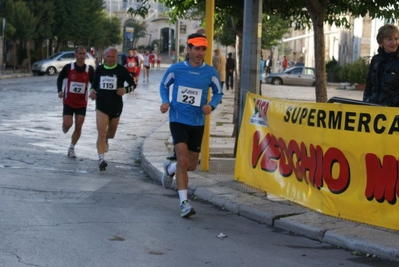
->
[170, 122, 204, 153]
[63, 104, 87, 116]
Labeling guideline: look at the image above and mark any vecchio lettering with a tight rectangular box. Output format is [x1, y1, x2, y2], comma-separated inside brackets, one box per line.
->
[251, 131, 350, 194]
[365, 154, 399, 204]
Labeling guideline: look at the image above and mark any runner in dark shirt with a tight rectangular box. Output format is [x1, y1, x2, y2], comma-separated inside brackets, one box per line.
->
[89, 47, 136, 171]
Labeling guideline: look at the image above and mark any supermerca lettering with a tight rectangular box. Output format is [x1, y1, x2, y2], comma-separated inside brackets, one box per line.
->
[283, 106, 399, 135]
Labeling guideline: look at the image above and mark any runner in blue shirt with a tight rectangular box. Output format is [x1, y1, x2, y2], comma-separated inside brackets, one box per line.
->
[160, 33, 223, 218]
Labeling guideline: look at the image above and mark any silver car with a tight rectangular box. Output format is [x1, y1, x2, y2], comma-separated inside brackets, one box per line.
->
[265, 66, 316, 86]
[32, 51, 96, 76]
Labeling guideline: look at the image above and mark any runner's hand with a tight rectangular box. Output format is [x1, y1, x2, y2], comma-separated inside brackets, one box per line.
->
[202, 104, 212, 115]
[160, 103, 169, 113]
[117, 87, 125, 96]
[89, 90, 97, 100]
[58, 92, 64, 99]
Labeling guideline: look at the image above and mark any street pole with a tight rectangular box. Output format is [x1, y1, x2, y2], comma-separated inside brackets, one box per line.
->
[238, 0, 262, 130]
[199, 0, 214, 171]
[2, 18, 5, 75]
[175, 20, 180, 61]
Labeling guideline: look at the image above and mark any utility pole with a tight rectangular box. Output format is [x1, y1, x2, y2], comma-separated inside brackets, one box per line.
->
[175, 20, 180, 61]
[238, 0, 262, 129]
[1, 18, 5, 75]
[199, 0, 214, 171]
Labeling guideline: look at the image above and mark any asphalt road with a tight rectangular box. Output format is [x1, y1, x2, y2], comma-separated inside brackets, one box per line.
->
[0, 72, 395, 266]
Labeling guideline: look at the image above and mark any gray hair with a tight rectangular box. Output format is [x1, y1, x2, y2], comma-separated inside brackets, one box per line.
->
[104, 47, 118, 55]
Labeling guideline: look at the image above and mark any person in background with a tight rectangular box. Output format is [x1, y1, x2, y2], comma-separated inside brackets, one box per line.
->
[265, 56, 272, 74]
[149, 50, 156, 68]
[125, 48, 139, 85]
[57, 46, 95, 158]
[89, 47, 99, 67]
[89, 47, 136, 171]
[156, 53, 162, 69]
[212, 48, 226, 89]
[364, 24, 399, 106]
[170, 50, 177, 64]
[133, 48, 144, 84]
[160, 33, 223, 218]
[260, 56, 265, 96]
[142, 49, 151, 83]
[282, 55, 288, 71]
[225, 52, 235, 90]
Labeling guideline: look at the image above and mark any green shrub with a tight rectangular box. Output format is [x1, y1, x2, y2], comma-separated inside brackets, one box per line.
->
[338, 57, 370, 85]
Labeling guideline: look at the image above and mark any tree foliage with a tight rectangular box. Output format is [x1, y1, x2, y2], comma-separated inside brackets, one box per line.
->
[131, 0, 399, 103]
[5, 0, 36, 71]
[261, 14, 290, 50]
[124, 20, 147, 48]
[23, 0, 54, 59]
[265, 0, 399, 102]
[52, 0, 105, 49]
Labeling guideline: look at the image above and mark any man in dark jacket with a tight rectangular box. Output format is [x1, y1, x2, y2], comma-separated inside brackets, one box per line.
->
[225, 52, 235, 90]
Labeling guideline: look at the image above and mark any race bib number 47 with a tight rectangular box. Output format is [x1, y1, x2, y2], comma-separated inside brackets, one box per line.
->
[69, 81, 85, 94]
[177, 86, 203, 107]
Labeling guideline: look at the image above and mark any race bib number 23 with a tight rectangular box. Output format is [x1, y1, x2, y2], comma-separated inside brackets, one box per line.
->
[177, 86, 203, 107]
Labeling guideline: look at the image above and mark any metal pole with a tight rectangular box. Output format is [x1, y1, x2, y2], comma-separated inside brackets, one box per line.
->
[168, 26, 172, 58]
[238, 0, 262, 130]
[199, 0, 214, 171]
[2, 18, 5, 75]
[175, 20, 180, 61]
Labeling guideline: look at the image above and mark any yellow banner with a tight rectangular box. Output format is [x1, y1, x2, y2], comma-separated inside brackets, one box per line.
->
[235, 92, 399, 231]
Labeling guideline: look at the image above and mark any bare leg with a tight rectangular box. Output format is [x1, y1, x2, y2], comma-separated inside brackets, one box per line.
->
[71, 114, 85, 145]
[174, 143, 199, 190]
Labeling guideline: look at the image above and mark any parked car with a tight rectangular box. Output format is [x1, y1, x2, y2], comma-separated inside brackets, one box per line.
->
[32, 51, 96, 76]
[265, 66, 316, 86]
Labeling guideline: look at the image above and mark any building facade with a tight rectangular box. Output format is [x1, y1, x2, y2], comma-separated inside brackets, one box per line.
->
[277, 15, 393, 70]
[104, 0, 203, 58]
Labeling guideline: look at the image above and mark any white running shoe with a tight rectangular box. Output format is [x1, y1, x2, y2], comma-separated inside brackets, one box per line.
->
[180, 200, 196, 218]
[67, 148, 76, 158]
[162, 160, 174, 189]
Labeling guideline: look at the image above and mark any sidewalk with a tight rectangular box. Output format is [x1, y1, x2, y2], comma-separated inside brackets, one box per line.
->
[0, 69, 33, 80]
[141, 84, 399, 262]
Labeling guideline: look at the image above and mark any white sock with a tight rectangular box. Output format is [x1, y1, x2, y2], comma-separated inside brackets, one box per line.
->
[69, 144, 75, 149]
[178, 190, 188, 204]
[168, 162, 177, 175]
[98, 154, 104, 161]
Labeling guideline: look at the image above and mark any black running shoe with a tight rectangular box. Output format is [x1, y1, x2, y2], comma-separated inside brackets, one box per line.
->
[166, 153, 177, 161]
[99, 160, 107, 171]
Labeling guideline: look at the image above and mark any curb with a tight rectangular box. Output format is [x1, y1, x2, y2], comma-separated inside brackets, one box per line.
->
[140, 121, 399, 263]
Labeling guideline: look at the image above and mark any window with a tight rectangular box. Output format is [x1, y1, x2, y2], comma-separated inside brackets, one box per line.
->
[304, 68, 315, 75]
[180, 25, 186, 34]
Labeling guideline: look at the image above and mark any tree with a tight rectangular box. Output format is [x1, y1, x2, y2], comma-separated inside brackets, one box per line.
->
[52, 0, 104, 52]
[123, 21, 147, 50]
[261, 14, 290, 50]
[5, 0, 35, 72]
[265, 0, 399, 102]
[22, 0, 55, 60]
